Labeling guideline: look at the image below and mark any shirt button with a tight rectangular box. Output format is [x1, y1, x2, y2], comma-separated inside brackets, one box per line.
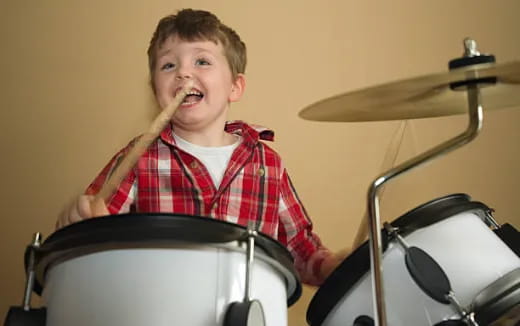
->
[190, 161, 199, 169]
[257, 168, 265, 176]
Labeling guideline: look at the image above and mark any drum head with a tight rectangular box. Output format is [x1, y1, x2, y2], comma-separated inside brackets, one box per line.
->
[32, 213, 301, 306]
[306, 193, 491, 326]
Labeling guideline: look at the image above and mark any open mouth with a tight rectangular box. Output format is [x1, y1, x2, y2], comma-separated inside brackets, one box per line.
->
[181, 89, 204, 106]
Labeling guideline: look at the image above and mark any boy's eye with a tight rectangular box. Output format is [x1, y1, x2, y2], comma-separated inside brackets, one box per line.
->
[195, 58, 210, 66]
[160, 62, 175, 70]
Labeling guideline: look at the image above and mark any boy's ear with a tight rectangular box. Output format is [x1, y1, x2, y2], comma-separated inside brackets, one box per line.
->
[229, 74, 246, 102]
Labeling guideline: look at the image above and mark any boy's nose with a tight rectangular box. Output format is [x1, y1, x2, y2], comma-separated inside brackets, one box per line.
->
[175, 73, 191, 80]
[175, 66, 192, 80]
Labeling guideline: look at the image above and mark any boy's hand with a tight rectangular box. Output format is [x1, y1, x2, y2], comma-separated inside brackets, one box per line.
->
[56, 195, 109, 229]
[320, 247, 352, 280]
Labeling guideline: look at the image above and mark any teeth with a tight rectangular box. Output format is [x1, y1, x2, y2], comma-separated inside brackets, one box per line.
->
[186, 90, 202, 96]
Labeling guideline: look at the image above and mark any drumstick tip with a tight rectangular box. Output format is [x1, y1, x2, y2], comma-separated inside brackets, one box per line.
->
[181, 80, 194, 94]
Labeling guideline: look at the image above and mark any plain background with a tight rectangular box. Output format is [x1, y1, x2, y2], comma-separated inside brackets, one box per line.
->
[1, 1, 519, 325]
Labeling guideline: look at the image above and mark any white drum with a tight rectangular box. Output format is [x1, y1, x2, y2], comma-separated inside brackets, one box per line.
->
[307, 194, 520, 326]
[34, 214, 301, 326]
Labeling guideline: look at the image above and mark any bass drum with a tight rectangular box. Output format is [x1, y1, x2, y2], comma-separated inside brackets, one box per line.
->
[307, 194, 520, 326]
[34, 214, 301, 326]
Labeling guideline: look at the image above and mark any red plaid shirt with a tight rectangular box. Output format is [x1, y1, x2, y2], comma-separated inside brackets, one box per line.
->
[86, 121, 331, 285]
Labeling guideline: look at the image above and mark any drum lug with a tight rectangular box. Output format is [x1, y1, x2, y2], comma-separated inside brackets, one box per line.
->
[463, 312, 479, 326]
[24, 233, 42, 310]
[244, 221, 258, 303]
[446, 292, 480, 326]
[224, 221, 266, 326]
[383, 223, 400, 241]
[483, 208, 501, 230]
[3, 233, 46, 326]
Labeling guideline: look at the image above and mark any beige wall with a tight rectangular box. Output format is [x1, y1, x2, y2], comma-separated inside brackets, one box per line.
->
[1, 1, 519, 325]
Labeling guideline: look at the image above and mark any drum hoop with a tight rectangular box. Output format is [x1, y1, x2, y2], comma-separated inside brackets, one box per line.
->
[391, 193, 491, 236]
[306, 193, 491, 326]
[472, 268, 520, 325]
[31, 213, 302, 305]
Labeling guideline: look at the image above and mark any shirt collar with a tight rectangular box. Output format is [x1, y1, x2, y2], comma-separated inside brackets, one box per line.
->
[159, 120, 274, 147]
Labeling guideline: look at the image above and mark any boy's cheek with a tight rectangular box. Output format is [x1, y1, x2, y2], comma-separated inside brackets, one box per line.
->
[154, 86, 172, 108]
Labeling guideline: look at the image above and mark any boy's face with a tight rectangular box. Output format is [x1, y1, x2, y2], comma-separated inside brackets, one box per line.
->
[153, 36, 245, 133]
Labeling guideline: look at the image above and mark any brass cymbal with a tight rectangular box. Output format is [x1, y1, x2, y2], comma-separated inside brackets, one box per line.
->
[299, 61, 520, 122]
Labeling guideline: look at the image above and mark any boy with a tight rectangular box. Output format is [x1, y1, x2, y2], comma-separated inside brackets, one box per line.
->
[58, 8, 344, 286]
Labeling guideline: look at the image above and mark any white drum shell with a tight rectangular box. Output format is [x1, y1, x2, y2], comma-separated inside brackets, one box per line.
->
[322, 211, 520, 326]
[43, 243, 290, 326]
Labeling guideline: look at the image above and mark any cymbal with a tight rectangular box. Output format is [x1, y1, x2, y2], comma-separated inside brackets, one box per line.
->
[299, 61, 520, 122]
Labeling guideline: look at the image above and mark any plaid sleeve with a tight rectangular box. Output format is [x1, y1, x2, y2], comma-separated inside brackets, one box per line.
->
[278, 168, 332, 286]
[85, 140, 138, 214]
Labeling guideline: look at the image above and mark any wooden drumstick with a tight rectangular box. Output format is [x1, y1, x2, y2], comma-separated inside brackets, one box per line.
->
[91, 81, 194, 213]
[352, 121, 409, 249]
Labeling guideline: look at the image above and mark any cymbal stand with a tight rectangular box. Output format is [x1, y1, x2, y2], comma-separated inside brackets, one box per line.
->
[367, 39, 491, 326]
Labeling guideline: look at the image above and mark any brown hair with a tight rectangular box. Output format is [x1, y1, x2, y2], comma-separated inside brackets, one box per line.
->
[147, 9, 246, 82]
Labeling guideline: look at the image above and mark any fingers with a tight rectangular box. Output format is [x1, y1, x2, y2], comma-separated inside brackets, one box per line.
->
[76, 195, 94, 221]
[56, 199, 76, 230]
[56, 195, 107, 230]
[90, 197, 109, 217]
[320, 247, 353, 280]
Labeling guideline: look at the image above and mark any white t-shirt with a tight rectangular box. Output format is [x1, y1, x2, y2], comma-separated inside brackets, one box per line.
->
[173, 133, 241, 188]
